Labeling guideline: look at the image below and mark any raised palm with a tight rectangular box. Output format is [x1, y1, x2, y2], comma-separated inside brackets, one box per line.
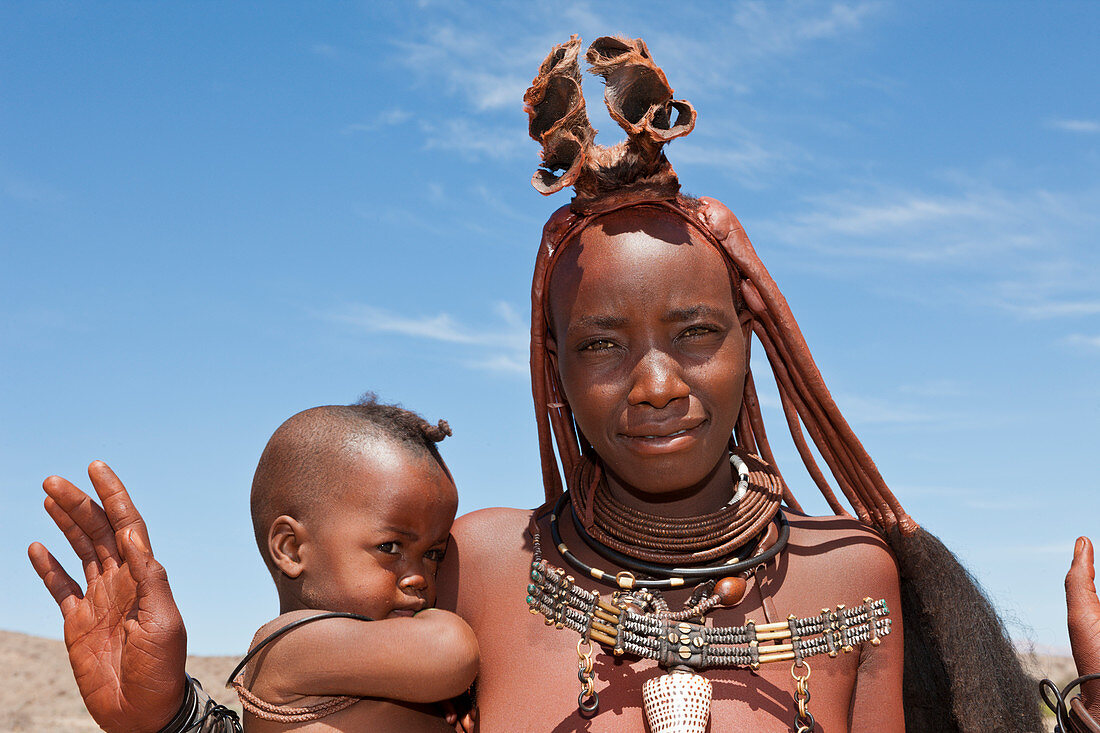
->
[29, 461, 188, 733]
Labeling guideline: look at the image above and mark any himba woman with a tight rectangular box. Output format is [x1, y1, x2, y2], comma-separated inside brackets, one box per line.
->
[438, 36, 1040, 732]
[30, 35, 1040, 733]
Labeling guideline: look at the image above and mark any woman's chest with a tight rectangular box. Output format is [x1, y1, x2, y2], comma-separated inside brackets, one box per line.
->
[468, 556, 865, 732]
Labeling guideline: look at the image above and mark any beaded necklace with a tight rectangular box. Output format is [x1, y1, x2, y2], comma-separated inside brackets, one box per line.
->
[526, 451, 893, 732]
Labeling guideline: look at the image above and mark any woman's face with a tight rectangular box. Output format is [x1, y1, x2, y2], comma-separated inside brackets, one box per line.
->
[548, 209, 747, 502]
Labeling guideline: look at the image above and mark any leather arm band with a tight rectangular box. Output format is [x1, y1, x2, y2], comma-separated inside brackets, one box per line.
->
[156, 675, 241, 733]
[1069, 696, 1100, 733]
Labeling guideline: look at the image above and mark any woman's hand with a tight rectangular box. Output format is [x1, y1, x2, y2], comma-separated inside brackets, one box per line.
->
[1067, 536, 1100, 720]
[28, 460, 189, 733]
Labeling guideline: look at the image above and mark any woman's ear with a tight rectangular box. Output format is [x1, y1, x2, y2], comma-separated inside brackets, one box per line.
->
[546, 332, 559, 374]
[268, 515, 308, 579]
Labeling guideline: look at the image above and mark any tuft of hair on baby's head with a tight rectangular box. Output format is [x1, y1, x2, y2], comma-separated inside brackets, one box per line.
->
[249, 393, 453, 572]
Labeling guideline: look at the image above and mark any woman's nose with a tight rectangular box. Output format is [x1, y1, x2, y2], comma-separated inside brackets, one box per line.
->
[627, 348, 690, 408]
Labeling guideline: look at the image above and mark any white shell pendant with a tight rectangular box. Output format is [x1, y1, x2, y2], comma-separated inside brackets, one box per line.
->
[641, 669, 712, 733]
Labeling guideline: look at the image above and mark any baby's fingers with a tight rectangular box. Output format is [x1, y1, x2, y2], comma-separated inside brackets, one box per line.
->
[28, 542, 83, 616]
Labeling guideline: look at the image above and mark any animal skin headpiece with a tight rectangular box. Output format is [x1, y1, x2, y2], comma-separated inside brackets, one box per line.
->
[527, 35, 917, 536]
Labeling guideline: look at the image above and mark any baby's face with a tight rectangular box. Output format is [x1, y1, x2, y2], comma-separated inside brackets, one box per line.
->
[300, 442, 458, 619]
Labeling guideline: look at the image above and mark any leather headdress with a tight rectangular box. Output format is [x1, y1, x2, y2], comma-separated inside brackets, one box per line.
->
[527, 36, 917, 536]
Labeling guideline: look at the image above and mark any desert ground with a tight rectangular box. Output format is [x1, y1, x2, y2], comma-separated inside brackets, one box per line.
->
[0, 630, 240, 732]
[0, 629, 1079, 732]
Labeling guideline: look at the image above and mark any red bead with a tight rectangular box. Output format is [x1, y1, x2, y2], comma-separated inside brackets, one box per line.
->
[714, 576, 747, 607]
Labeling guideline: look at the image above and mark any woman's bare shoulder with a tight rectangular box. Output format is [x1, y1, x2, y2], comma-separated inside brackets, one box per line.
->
[786, 512, 892, 548]
[452, 506, 539, 553]
[783, 512, 900, 589]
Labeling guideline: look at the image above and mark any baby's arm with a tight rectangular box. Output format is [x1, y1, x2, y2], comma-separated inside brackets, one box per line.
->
[244, 608, 478, 704]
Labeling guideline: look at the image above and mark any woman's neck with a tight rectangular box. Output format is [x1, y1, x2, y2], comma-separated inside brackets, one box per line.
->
[602, 455, 734, 518]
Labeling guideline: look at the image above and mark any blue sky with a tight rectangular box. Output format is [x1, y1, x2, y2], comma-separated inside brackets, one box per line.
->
[3, 1, 1098, 654]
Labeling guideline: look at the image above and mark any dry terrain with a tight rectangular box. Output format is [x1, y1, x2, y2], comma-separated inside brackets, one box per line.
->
[0, 629, 1080, 732]
[0, 630, 240, 732]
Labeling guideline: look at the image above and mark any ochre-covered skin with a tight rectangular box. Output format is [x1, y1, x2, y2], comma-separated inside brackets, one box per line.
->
[31, 32, 1046, 733]
[440, 509, 902, 732]
[437, 205, 904, 731]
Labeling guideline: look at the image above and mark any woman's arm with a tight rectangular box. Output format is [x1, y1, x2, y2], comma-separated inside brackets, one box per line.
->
[245, 608, 479, 704]
[846, 537, 906, 731]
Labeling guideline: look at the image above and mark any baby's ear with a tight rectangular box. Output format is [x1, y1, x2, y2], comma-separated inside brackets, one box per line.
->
[269, 515, 307, 579]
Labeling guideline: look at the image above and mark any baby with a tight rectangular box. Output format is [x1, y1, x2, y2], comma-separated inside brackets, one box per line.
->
[231, 395, 478, 732]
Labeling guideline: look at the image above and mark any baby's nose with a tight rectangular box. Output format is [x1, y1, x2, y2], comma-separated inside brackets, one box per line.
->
[399, 570, 429, 592]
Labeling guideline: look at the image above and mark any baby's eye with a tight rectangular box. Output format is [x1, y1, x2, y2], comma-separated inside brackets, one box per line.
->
[376, 542, 400, 555]
[424, 548, 446, 562]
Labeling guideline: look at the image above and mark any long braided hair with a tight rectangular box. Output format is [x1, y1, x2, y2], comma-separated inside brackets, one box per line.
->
[525, 35, 1040, 732]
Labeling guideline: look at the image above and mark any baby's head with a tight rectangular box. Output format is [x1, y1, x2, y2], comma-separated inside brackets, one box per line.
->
[250, 395, 458, 619]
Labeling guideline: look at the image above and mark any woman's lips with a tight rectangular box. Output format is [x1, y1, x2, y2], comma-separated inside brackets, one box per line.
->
[620, 420, 707, 455]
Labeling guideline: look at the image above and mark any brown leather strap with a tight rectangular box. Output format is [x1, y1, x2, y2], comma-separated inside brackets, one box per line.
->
[1070, 696, 1100, 733]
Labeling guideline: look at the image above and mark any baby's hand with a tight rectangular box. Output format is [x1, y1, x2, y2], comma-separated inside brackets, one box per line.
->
[441, 688, 477, 732]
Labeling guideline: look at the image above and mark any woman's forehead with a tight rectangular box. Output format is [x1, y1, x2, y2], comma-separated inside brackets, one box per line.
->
[548, 213, 735, 328]
[556, 210, 725, 283]
[575, 206, 700, 248]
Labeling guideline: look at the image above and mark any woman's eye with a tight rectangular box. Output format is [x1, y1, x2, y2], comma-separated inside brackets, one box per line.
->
[681, 325, 714, 338]
[580, 339, 616, 352]
[376, 542, 399, 554]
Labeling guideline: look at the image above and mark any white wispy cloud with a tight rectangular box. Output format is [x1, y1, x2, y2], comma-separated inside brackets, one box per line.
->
[754, 181, 1100, 321]
[994, 299, 1100, 319]
[329, 301, 529, 374]
[672, 135, 796, 189]
[757, 186, 1039, 262]
[729, 0, 882, 57]
[341, 108, 412, 135]
[987, 256, 1100, 320]
[1065, 334, 1100, 350]
[388, 0, 884, 167]
[642, 0, 884, 95]
[1046, 118, 1100, 134]
[419, 118, 529, 160]
[393, 22, 535, 113]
